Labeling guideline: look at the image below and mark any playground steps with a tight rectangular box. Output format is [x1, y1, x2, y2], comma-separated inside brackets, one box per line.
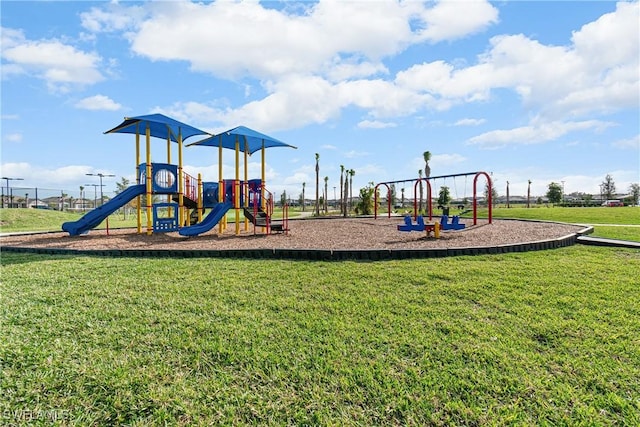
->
[243, 207, 287, 233]
[173, 194, 198, 209]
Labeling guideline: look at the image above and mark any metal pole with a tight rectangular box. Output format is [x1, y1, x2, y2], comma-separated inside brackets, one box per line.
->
[86, 173, 115, 206]
[2, 177, 23, 208]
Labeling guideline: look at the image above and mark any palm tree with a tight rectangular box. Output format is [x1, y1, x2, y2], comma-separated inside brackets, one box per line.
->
[315, 153, 320, 216]
[349, 169, 355, 214]
[339, 165, 345, 215]
[324, 176, 329, 213]
[343, 169, 349, 217]
[506, 181, 510, 208]
[423, 151, 432, 179]
[79, 185, 85, 211]
[302, 182, 306, 212]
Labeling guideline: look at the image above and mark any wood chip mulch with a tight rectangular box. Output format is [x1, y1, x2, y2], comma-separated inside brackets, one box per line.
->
[1, 218, 587, 252]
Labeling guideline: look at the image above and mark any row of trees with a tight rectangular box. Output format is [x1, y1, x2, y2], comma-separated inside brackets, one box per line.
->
[300, 151, 435, 216]
[546, 175, 640, 206]
[296, 154, 356, 216]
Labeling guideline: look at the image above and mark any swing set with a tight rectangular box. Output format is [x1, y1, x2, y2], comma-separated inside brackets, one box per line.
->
[374, 171, 493, 225]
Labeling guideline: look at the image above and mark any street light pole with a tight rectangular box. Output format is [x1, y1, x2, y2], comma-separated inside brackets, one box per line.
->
[85, 184, 102, 208]
[86, 173, 115, 206]
[1, 177, 24, 208]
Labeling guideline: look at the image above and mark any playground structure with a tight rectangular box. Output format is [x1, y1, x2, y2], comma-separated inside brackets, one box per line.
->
[374, 171, 493, 225]
[62, 114, 295, 237]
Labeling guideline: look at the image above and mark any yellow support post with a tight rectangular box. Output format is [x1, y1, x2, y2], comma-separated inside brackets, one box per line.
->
[235, 135, 240, 235]
[166, 134, 171, 215]
[244, 141, 249, 231]
[218, 138, 225, 233]
[136, 123, 141, 234]
[145, 124, 152, 236]
[178, 128, 184, 227]
[197, 173, 203, 223]
[434, 222, 440, 239]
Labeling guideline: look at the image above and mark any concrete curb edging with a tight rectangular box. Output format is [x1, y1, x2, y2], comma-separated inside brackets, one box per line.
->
[576, 236, 640, 249]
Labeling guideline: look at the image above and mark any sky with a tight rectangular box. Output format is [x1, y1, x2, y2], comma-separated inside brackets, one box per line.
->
[1, 0, 639, 202]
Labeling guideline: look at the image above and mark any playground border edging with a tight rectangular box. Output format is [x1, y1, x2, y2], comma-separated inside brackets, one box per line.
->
[1, 229, 587, 260]
[5, 223, 638, 261]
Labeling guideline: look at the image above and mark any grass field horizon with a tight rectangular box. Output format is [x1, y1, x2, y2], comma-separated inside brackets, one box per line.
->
[2, 205, 638, 241]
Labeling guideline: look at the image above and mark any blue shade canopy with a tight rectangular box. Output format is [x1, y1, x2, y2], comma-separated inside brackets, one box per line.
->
[187, 126, 296, 154]
[104, 114, 210, 143]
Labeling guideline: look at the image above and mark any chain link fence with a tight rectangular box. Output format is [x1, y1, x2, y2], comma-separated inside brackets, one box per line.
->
[1, 186, 117, 211]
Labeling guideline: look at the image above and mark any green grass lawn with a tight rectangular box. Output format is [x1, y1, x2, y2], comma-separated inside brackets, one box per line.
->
[590, 226, 640, 241]
[470, 206, 639, 242]
[483, 206, 639, 225]
[1, 247, 639, 425]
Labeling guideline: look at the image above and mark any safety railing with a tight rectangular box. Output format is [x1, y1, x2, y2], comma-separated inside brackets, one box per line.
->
[183, 172, 198, 201]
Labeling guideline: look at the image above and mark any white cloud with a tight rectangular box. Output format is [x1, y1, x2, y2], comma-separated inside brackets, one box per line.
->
[468, 120, 615, 149]
[84, 0, 636, 143]
[432, 153, 467, 166]
[343, 150, 370, 159]
[0, 162, 98, 187]
[353, 163, 385, 177]
[1, 27, 104, 93]
[4, 133, 23, 143]
[326, 61, 389, 82]
[392, 1, 639, 122]
[283, 172, 311, 186]
[414, 0, 499, 42]
[183, 160, 280, 184]
[612, 135, 640, 150]
[357, 120, 397, 129]
[80, 3, 147, 33]
[121, 0, 497, 81]
[571, 1, 639, 70]
[454, 118, 485, 126]
[75, 94, 122, 111]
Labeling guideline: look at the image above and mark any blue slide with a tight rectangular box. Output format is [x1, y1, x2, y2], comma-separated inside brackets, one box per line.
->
[179, 201, 233, 237]
[62, 184, 146, 236]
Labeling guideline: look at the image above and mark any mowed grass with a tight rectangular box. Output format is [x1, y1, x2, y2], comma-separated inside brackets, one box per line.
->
[472, 206, 640, 241]
[0, 208, 86, 232]
[590, 226, 640, 241]
[484, 206, 639, 225]
[1, 247, 639, 425]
